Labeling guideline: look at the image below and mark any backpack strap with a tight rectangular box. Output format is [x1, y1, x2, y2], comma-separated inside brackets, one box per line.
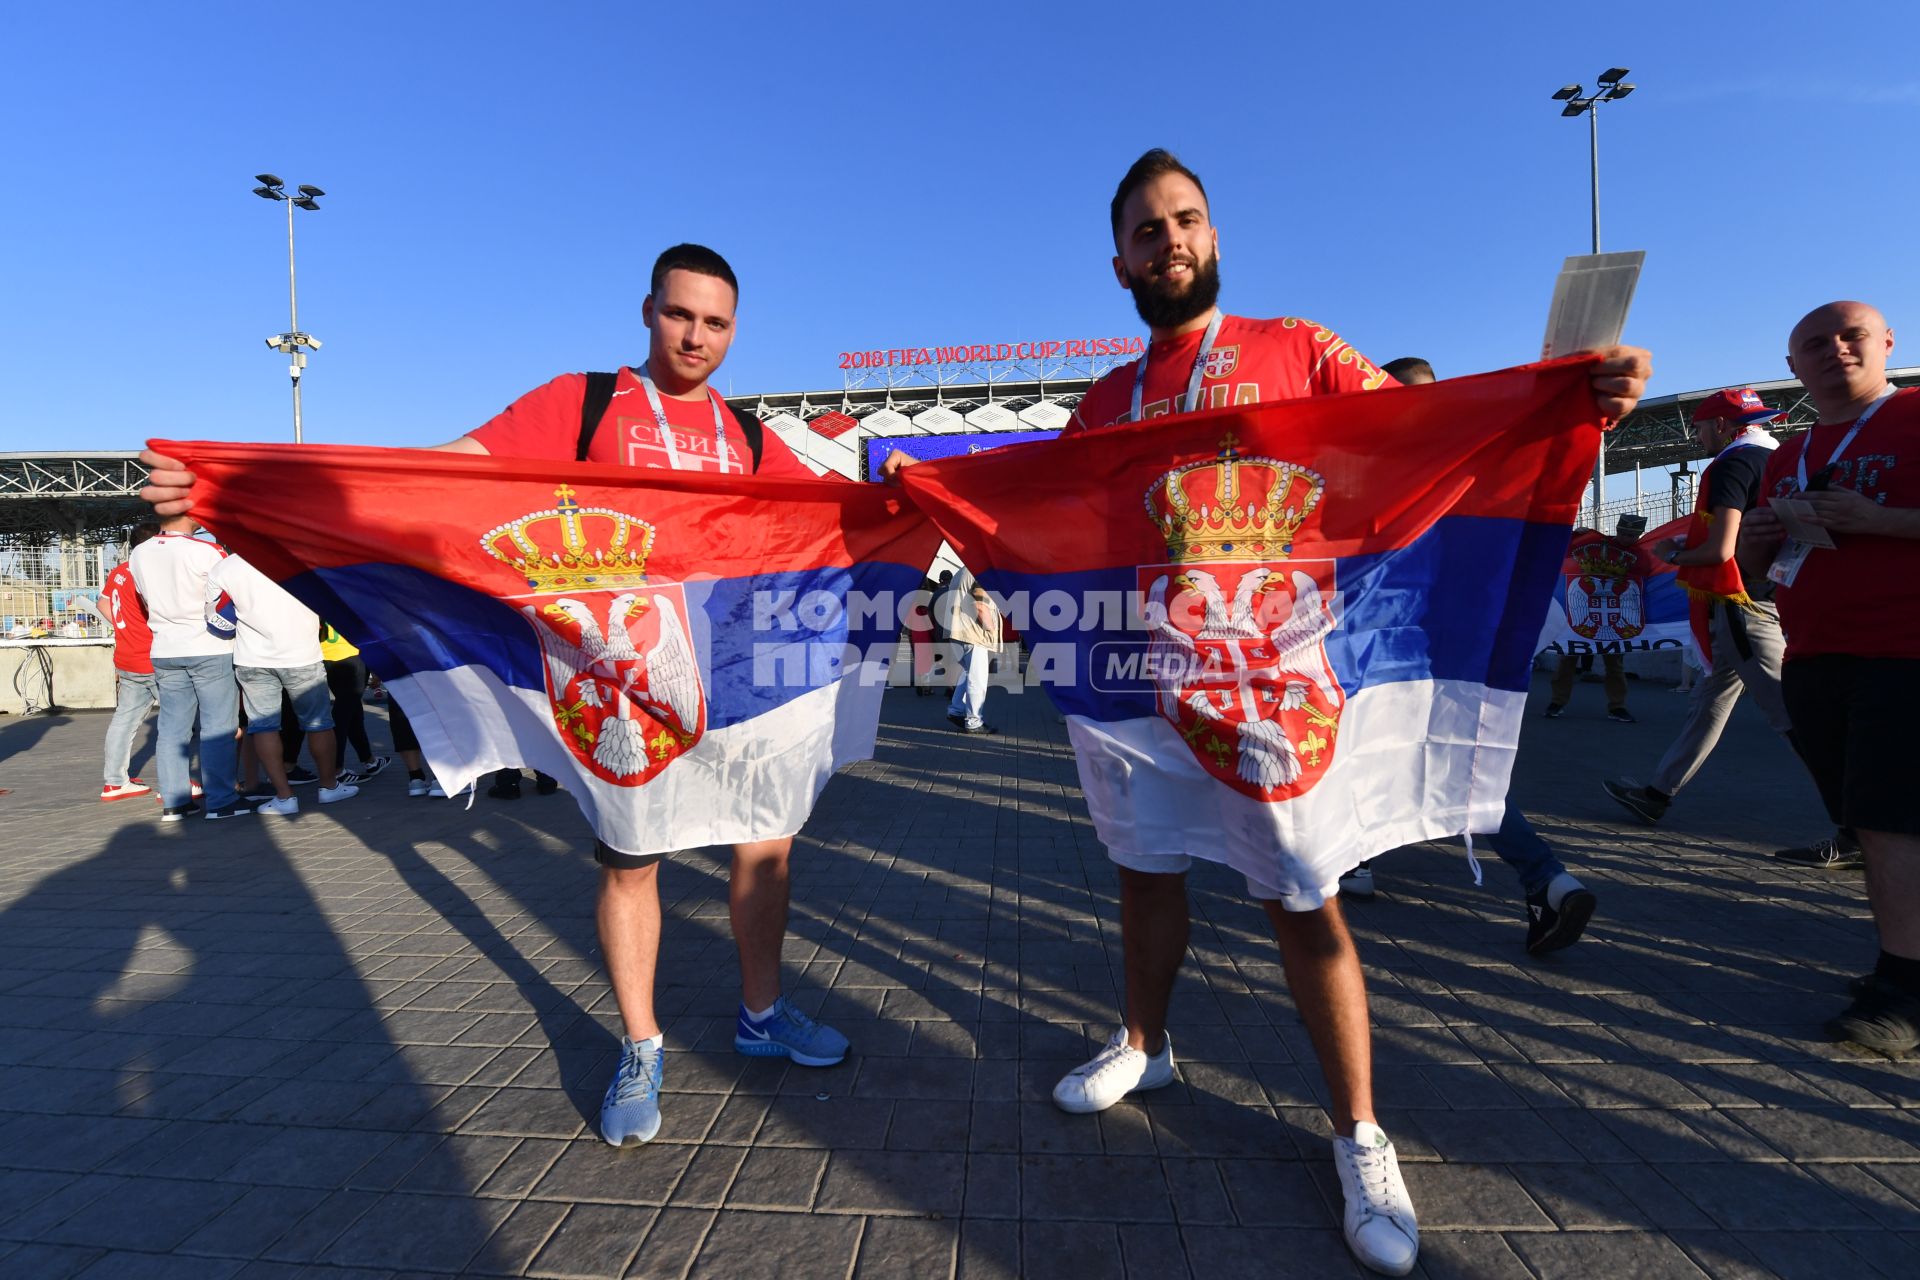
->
[578, 368, 763, 472]
[575, 370, 620, 462]
[725, 401, 765, 473]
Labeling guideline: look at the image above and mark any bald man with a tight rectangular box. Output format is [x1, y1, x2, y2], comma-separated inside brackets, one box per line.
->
[1741, 301, 1920, 1055]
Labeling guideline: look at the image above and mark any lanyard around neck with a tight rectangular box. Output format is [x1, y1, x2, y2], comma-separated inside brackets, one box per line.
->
[1130, 310, 1225, 424]
[1796, 385, 1896, 489]
[636, 364, 731, 473]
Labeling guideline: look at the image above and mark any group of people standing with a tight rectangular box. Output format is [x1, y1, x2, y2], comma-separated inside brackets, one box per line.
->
[96, 514, 443, 818]
[129, 148, 1917, 1279]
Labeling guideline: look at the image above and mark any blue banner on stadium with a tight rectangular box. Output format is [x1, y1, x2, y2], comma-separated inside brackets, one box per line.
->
[863, 429, 1061, 476]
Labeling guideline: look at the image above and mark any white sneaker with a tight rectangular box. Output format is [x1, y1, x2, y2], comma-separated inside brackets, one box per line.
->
[1339, 861, 1376, 899]
[317, 783, 359, 804]
[255, 795, 298, 816]
[407, 777, 429, 797]
[1052, 1028, 1175, 1113]
[1333, 1121, 1419, 1276]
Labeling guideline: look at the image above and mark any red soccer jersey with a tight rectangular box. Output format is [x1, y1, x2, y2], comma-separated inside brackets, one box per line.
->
[1761, 386, 1920, 660]
[99, 561, 153, 674]
[469, 368, 816, 479]
[1063, 314, 1395, 436]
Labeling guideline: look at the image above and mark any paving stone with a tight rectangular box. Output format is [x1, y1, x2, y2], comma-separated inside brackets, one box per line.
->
[724, 1147, 825, 1210]
[818, 1148, 967, 1216]
[176, 1185, 330, 1259]
[1397, 1163, 1553, 1230]
[1016, 1153, 1173, 1223]
[956, 1218, 1019, 1280]
[1410, 1108, 1583, 1163]
[1181, 1226, 1361, 1277]
[70, 1250, 246, 1279]
[525, 1203, 655, 1279]
[1413, 1232, 1536, 1280]
[1654, 1161, 1879, 1231]
[1018, 1221, 1120, 1280]
[532, 1141, 693, 1206]
[686, 1210, 861, 1278]
[624, 1207, 712, 1280]
[854, 1217, 959, 1279]
[1731, 1106, 1920, 1162]
[38, 1175, 246, 1252]
[1509, 1230, 1712, 1279]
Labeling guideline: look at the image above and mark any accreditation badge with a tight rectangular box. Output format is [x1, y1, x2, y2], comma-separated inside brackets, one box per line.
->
[1767, 538, 1813, 589]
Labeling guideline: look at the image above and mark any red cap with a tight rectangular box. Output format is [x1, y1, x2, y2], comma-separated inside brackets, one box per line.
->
[1691, 387, 1782, 425]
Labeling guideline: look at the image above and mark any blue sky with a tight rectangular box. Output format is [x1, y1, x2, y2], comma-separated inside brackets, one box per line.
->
[2, 1, 1916, 465]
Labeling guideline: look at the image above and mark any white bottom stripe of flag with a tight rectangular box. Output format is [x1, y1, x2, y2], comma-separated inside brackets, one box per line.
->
[1066, 679, 1525, 908]
[386, 661, 889, 856]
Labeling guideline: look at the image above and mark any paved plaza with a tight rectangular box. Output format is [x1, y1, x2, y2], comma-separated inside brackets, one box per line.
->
[1, 670, 1917, 1279]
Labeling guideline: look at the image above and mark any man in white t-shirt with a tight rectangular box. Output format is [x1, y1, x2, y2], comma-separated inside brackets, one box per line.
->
[207, 554, 359, 815]
[128, 514, 247, 820]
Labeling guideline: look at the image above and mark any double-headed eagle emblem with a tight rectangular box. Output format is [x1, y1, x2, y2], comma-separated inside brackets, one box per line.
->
[1140, 437, 1345, 800]
[483, 486, 705, 785]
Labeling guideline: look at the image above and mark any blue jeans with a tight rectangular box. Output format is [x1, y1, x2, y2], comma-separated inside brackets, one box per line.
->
[946, 643, 990, 727]
[102, 668, 156, 785]
[1484, 802, 1565, 896]
[152, 653, 239, 810]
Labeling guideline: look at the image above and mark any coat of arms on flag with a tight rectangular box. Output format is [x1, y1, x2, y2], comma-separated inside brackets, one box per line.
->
[483, 485, 704, 785]
[1138, 437, 1343, 800]
[1562, 533, 1646, 642]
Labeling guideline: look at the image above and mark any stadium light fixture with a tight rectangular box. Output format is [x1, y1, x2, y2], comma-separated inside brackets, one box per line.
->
[249, 174, 327, 443]
[1549, 68, 1641, 526]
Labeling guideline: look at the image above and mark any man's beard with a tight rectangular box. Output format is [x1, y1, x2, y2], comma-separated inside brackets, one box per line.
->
[1127, 252, 1222, 331]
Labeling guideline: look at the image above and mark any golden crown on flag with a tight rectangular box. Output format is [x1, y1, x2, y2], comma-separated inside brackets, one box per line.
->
[481, 486, 655, 594]
[1571, 539, 1637, 582]
[1144, 434, 1325, 563]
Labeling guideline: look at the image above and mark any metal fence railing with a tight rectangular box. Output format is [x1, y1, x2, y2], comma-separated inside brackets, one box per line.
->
[0, 539, 126, 640]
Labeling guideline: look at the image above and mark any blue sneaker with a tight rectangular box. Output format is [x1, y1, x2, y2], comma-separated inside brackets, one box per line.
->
[599, 1035, 664, 1146]
[735, 996, 849, 1066]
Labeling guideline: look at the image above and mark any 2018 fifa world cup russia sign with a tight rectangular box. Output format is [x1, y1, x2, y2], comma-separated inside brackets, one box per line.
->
[838, 336, 1146, 370]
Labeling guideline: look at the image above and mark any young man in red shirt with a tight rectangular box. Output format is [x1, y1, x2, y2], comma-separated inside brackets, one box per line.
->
[142, 244, 871, 1149]
[1041, 149, 1652, 1277]
[99, 521, 160, 801]
[1741, 301, 1920, 1055]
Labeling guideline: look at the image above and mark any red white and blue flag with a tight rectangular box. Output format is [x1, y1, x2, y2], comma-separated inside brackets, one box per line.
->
[1533, 517, 1693, 658]
[899, 359, 1605, 906]
[153, 441, 939, 856]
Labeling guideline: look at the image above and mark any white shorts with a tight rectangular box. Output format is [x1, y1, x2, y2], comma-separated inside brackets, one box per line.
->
[1105, 847, 1339, 912]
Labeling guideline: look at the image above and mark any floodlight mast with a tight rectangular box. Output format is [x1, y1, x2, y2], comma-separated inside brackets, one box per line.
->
[1549, 68, 1638, 526]
[251, 175, 325, 443]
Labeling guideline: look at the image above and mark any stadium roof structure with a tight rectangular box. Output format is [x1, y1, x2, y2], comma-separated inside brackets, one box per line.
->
[1601, 365, 1920, 472]
[0, 451, 149, 542]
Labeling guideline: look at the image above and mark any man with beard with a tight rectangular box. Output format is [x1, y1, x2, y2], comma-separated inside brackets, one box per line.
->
[1039, 149, 1651, 1276]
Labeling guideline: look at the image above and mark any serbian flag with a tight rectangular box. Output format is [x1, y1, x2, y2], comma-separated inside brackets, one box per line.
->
[152, 441, 940, 855]
[898, 359, 1602, 906]
[1534, 517, 1693, 657]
